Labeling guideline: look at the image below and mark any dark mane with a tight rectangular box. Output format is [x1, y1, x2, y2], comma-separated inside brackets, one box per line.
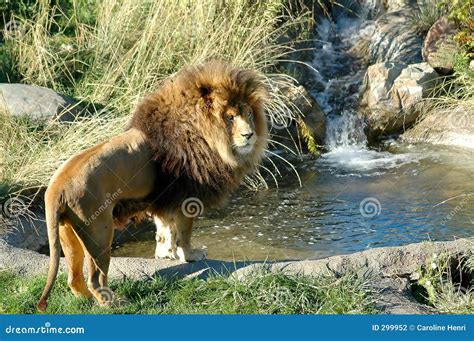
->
[128, 61, 267, 205]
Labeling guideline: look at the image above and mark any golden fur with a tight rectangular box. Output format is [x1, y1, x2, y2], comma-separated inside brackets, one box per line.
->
[37, 61, 268, 311]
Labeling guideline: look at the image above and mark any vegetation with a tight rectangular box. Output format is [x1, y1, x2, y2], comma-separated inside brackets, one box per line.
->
[0, 269, 378, 314]
[0, 0, 314, 200]
[410, 0, 447, 35]
[406, 0, 473, 142]
[441, 0, 474, 57]
[414, 248, 474, 314]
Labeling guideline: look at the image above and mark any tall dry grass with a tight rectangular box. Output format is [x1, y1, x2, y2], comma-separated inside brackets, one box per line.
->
[0, 0, 312, 198]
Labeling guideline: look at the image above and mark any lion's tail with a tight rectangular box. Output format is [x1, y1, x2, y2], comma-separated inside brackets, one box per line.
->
[37, 189, 65, 312]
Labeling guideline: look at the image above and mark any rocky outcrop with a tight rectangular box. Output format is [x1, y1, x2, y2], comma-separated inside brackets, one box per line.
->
[368, 6, 424, 65]
[0, 84, 85, 122]
[360, 62, 439, 138]
[401, 103, 474, 149]
[422, 16, 459, 75]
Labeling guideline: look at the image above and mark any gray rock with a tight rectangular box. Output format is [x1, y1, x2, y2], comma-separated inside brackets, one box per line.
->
[285, 85, 326, 144]
[269, 82, 326, 152]
[372, 277, 435, 314]
[360, 61, 439, 138]
[401, 104, 474, 149]
[422, 16, 459, 75]
[0, 83, 84, 122]
[368, 8, 424, 65]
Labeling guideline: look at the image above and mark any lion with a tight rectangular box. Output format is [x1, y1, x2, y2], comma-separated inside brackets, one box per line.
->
[37, 61, 268, 311]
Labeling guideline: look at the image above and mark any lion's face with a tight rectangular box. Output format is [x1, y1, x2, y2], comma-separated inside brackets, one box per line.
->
[225, 103, 258, 155]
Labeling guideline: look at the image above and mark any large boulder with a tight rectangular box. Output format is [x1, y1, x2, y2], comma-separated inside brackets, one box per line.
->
[422, 16, 459, 75]
[368, 7, 424, 65]
[401, 102, 474, 149]
[0, 83, 84, 122]
[360, 62, 439, 138]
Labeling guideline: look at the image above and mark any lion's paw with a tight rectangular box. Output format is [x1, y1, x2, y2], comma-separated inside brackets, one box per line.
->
[177, 247, 208, 262]
[154, 244, 179, 260]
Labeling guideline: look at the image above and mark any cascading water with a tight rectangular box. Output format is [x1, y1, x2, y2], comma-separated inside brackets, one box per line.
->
[310, 14, 421, 176]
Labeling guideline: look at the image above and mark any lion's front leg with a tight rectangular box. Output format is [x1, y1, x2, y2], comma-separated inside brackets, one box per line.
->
[175, 214, 207, 262]
[154, 216, 179, 260]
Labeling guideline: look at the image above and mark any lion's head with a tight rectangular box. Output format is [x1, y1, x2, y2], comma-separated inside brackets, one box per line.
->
[129, 61, 268, 192]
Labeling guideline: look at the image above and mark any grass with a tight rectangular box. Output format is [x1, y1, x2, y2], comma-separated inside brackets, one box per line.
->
[0, 0, 314, 200]
[0, 269, 378, 314]
[409, 0, 446, 35]
[414, 245, 474, 314]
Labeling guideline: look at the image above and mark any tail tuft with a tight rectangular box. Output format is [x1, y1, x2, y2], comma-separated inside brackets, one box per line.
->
[37, 299, 48, 312]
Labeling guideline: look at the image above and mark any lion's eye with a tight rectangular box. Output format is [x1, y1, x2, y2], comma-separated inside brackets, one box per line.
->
[227, 115, 235, 122]
[247, 111, 252, 119]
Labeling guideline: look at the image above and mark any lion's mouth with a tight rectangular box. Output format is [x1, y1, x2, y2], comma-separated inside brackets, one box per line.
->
[236, 142, 254, 154]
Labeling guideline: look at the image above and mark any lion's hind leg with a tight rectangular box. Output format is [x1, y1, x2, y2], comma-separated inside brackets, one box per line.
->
[72, 215, 114, 306]
[59, 222, 91, 298]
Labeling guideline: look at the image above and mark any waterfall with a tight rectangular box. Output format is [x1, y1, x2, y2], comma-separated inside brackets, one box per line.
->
[310, 12, 420, 174]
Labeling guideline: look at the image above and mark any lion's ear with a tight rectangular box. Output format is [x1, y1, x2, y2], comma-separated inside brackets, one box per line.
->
[199, 86, 212, 97]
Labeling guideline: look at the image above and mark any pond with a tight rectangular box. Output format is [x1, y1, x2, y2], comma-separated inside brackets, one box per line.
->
[113, 142, 474, 261]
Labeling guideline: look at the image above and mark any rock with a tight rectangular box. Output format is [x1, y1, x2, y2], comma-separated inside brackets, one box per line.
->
[285, 85, 326, 144]
[360, 62, 439, 138]
[368, 7, 424, 65]
[269, 82, 326, 151]
[422, 16, 459, 75]
[385, 0, 415, 12]
[470, 60, 474, 70]
[401, 103, 474, 149]
[372, 277, 436, 314]
[0, 83, 84, 122]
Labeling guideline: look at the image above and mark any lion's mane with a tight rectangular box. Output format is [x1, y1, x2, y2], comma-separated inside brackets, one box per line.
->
[127, 61, 268, 214]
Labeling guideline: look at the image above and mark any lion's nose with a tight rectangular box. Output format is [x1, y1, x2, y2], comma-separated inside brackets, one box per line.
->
[241, 132, 254, 140]
[240, 132, 253, 140]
